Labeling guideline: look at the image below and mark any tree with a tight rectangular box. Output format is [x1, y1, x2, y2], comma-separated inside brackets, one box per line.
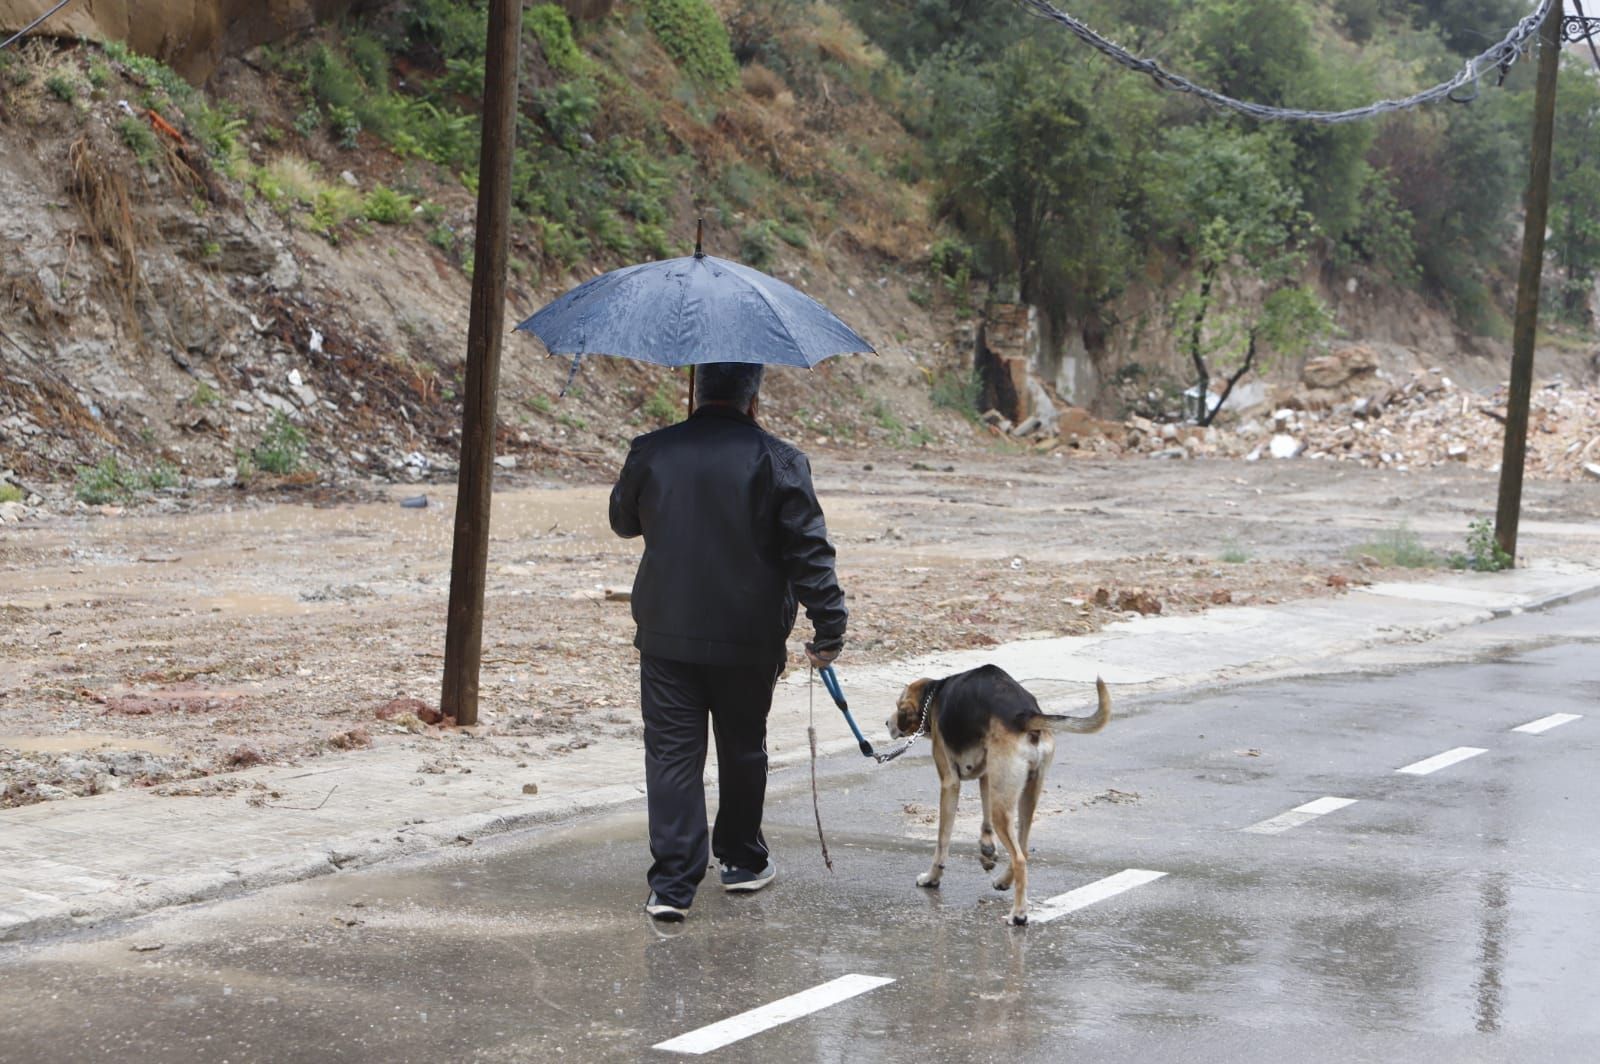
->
[1550, 55, 1600, 326]
[1149, 127, 1332, 425]
[918, 40, 1149, 346]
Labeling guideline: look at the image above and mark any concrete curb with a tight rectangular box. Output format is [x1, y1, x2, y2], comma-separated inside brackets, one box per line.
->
[5, 565, 1599, 946]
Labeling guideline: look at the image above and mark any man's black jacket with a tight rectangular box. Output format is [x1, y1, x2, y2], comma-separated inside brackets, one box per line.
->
[609, 405, 847, 668]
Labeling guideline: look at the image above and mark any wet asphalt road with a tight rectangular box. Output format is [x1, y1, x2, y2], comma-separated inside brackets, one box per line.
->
[2, 599, 1598, 1063]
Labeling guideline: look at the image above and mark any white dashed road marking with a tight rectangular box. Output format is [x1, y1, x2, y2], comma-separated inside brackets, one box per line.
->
[1241, 796, 1358, 835]
[652, 974, 894, 1055]
[1030, 869, 1167, 925]
[1396, 746, 1488, 776]
[1513, 712, 1582, 734]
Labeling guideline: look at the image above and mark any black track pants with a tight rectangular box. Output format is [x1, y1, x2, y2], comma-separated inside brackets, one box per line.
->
[639, 654, 782, 908]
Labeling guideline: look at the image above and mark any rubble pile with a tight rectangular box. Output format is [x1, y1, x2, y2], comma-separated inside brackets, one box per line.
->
[1109, 365, 1600, 481]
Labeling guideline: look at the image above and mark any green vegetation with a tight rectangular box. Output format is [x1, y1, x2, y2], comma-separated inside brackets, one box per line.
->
[117, 116, 159, 166]
[1351, 522, 1437, 569]
[848, 0, 1542, 354]
[1220, 544, 1250, 564]
[527, 3, 591, 77]
[0, 483, 22, 504]
[1550, 55, 1600, 325]
[1449, 518, 1513, 572]
[44, 72, 77, 102]
[74, 456, 179, 504]
[191, 382, 221, 406]
[644, 0, 740, 89]
[929, 367, 982, 418]
[363, 185, 413, 225]
[252, 413, 307, 475]
[642, 382, 680, 423]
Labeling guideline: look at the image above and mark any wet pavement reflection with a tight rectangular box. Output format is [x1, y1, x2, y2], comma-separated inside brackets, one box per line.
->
[2, 602, 1598, 1062]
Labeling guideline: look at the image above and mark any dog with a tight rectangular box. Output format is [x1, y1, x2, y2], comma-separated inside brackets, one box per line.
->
[887, 665, 1110, 925]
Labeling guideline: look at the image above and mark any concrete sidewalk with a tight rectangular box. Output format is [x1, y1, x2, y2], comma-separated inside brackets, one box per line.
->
[3, 561, 1597, 943]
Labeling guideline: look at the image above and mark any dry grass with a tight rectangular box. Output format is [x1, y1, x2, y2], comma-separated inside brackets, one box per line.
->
[67, 135, 141, 298]
[740, 63, 787, 103]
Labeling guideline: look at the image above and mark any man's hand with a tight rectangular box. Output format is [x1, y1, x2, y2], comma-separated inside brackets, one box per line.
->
[805, 638, 842, 670]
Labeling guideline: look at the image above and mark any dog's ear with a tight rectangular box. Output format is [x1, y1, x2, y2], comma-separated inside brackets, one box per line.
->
[897, 678, 932, 729]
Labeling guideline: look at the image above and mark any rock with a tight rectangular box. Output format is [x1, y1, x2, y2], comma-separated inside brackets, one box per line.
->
[1149, 447, 1187, 460]
[400, 495, 428, 508]
[224, 745, 266, 768]
[340, 170, 359, 187]
[376, 697, 435, 721]
[1269, 434, 1303, 460]
[1584, 463, 1600, 481]
[1446, 445, 1469, 461]
[1208, 589, 1233, 605]
[522, 783, 539, 795]
[603, 587, 631, 602]
[328, 727, 372, 750]
[1302, 345, 1380, 390]
[1116, 589, 1163, 615]
[1011, 415, 1042, 437]
[493, 455, 517, 470]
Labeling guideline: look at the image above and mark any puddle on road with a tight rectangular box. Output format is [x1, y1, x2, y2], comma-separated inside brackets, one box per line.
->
[0, 733, 179, 755]
[193, 592, 321, 617]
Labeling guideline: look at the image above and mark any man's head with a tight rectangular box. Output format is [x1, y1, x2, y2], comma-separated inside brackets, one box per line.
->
[694, 362, 764, 417]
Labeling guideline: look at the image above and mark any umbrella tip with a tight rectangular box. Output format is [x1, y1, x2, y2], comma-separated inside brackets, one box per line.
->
[694, 218, 704, 259]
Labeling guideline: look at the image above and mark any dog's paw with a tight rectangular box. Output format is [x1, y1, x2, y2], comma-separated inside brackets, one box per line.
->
[978, 843, 997, 871]
[916, 871, 942, 889]
[1007, 911, 1028, 927]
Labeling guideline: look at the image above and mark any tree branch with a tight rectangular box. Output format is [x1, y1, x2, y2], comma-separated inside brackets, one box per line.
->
[1204, 326, 1260, 427]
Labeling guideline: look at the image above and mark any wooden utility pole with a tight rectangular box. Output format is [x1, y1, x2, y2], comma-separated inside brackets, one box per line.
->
[1496, 0, 1563, 566]
[441, 0, 522, 726]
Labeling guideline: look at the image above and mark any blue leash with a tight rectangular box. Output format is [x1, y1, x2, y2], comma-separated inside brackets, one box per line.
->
[816, 666, 920, 763]
[818, 665, 874, 757]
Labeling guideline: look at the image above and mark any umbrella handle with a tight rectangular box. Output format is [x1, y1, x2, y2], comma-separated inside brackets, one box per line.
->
[686, 365, 695, 420]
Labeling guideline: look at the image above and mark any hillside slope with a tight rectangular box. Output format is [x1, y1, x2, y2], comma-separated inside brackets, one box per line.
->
[1, 3, 976, 506]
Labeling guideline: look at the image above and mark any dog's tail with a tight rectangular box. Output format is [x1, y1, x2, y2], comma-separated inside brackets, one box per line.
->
[1042, 676, 1111, 734]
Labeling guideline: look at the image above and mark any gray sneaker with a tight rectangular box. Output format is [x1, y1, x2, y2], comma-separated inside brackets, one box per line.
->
[719, 860, 776, 893]
[645, 892, 688, 922]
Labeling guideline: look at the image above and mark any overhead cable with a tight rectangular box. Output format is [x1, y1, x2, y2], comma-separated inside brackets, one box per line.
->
[1013, 0, 1558, 124]
[0, 0, 78, 52]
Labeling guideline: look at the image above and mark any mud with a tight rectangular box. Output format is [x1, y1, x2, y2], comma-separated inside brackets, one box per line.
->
[3, 447, 1598, 806]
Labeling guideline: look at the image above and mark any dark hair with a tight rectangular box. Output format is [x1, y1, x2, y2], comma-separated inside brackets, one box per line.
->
[694, 362, 764, 409]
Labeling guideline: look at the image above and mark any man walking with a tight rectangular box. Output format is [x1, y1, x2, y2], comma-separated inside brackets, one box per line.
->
[609, 362, 847, 922]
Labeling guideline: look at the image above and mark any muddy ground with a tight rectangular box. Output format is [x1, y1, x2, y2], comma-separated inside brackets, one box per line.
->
[4, 446, 1599, 806]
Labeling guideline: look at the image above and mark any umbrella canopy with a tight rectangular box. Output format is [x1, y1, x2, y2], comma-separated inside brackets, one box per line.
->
[515, 250, 874, 369]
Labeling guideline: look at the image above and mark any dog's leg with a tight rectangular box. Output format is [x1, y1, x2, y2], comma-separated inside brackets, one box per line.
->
[918, 756, 958, 889]
[977, 774, 997, 872]
[991, 802, 1028, 925]
[1017, 741, 1052, 859]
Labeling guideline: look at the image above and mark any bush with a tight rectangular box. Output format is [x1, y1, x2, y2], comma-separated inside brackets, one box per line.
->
[363, 185, 413, 225]
[252, 413, 306, 475]
[73, 456, 177, 503]
[117, 117, 159, 166]
[0, 483, 22, 504]
[930, 367, 981, 418]
[1448, 518, 1513, 572]
[45, 72, 77, 102]
[642, 382, 679, 423]
[644, 0, 739, 89]
[527, 4, 590, 78]
[739, 220, 776, 267]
